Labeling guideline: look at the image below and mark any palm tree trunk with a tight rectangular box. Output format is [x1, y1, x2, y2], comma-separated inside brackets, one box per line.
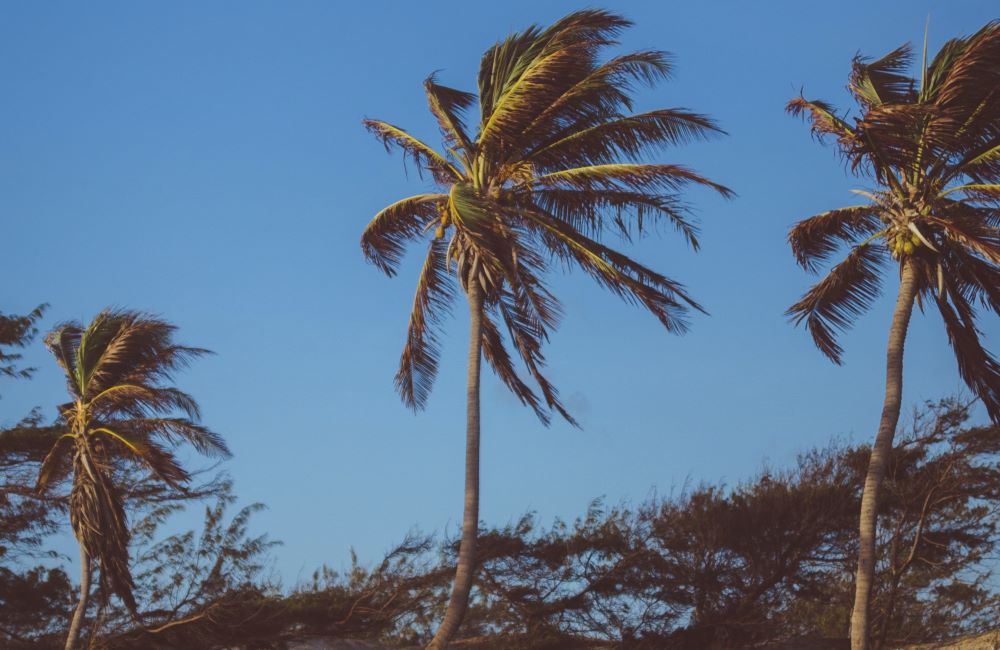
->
[427, 282, 484, 650]
[850, 258, 919, 650]
[65, 543, 91, 650]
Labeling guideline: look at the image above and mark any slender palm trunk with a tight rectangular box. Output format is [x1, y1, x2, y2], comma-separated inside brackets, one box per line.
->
[65, 543, 91, 650]
[850, 259, 919, 650]
[427, 282, 484, 650]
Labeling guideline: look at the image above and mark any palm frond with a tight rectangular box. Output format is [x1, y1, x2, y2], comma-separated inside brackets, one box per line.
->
[942, 183, 1000, 201]
[932, 22, 1000, 117]
[788, 205, 884, 272]
[786, 97, 856, 143]
[922, 24, 1000, 181]
[89, 383, 199, 420]
[118, 417, 231, 459]
[35, 433, 74, 492]
[363, 120, 461, 183]
[527, 108, 723, 169]
[518, 205, 701, 333]
[74, 311, 210, 397]
[952, 140, 1000, 184]
[929, 214, 1000, 264]
[45, 323, 83, 396]
[361, 194, 448, 275]
[478, 9, 630, 123]
[935, 283, 1000, 421]
[91, 426, 190, 487]
[533, 163, 733, 198]
[946, 245, 1000, 317]
[478, 40, 597, 155]
[922, 32, 971, 100]
[532, 188, 700, 247]
[479, 311, 550, 425]
[521, 50, 673, 145]
[78, 309, 136, 396]
[849, 44, 916, 108]
[787, 244, 886, 364]
[852, 103, 932, 176]
[493, 287, 577, 426]
[70, 454, 138, 616]
[395, 238, 455, 410]
[125, 344, 212, 385]
[424, 74, 476, 158]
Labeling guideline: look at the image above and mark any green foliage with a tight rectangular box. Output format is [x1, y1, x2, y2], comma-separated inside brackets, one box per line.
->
[102, 530, 443, 648]
[0, 565, 74, 647]
[0, 410, 73, 649]
[449, 399, 1000, 648]
[65, 477, 278, 648]
[0, 410, 64, 562]
[0, 304, 46, 391]
[132, 488, 278, 622]
[4, 393, 999, 649]
[97, 397, 985, 650]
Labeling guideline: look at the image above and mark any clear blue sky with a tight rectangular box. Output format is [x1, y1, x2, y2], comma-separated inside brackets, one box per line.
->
[2, 1, 998, 585]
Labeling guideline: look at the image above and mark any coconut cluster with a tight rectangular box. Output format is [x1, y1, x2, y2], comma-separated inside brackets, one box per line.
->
[887, 226, 923, 259]
[434, 211, 451, 240]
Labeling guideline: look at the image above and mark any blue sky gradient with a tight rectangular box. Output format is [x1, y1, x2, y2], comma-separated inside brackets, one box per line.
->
[2, 0, 998, 584]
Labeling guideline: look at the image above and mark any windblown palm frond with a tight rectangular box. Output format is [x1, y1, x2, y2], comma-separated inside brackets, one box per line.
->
[37, 309, 229, 616]
[363, 9, 731, 423]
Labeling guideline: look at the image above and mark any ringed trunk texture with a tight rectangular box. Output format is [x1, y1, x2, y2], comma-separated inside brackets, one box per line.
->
[65, 543, 92, 650]
[850, 259, 919, 650]
[427, 283, 484, 650]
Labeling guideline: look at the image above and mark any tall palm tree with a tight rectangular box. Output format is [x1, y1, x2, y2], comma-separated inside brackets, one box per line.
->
[362, 10, 731, 648]
[36, 309, 230, 650]
[786, 22, 1000, 650]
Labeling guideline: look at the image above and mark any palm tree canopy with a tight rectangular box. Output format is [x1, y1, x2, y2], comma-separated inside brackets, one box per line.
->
[787, 22, 1000, 421]
[36, 309, 230, 614]
[362, 9, 731, 424]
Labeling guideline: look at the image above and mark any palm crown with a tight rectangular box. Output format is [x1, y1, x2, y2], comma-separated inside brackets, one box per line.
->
[362, 10, 732, 424]
[787, 22, 1000, 420]
[37, 309, 230, 614]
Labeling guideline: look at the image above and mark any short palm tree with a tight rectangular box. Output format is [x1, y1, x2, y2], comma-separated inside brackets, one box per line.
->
[362, 10, 731, 648]
[786, 22, 1000, 650]
[36, 309, 230, 650]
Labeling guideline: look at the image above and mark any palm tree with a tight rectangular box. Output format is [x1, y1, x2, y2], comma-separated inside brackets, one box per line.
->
[786, 22, 1000, 650]
[36, 309, 230, 650]
[362, 10, 731, 648]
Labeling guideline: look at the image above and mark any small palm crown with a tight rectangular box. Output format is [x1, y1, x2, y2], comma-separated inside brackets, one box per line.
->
[787, 23, 1000, 419]
[37, 309, 229, 615]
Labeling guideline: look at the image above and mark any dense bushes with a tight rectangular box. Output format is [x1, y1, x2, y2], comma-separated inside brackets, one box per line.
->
[3, 399, 998, 649]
